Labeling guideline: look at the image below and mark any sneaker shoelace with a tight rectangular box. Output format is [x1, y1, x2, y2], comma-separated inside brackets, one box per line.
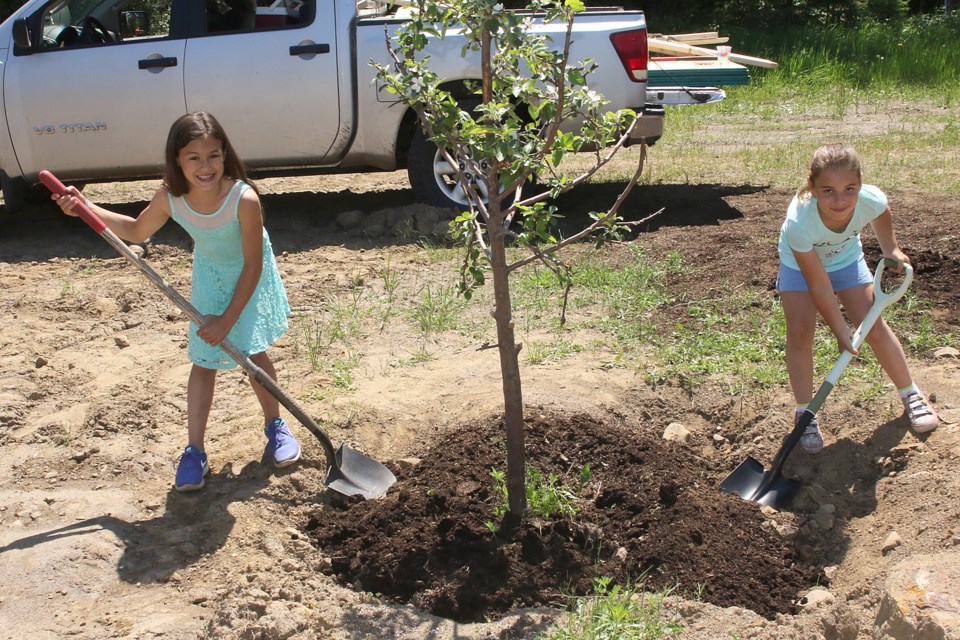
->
[175, 448, 202, 470]
[267, 421, 287, 449]
[906, 393, 933, 418]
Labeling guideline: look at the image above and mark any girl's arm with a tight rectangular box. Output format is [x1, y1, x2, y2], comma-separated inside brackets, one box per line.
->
[794, 249, 858, 356]
[53, 186, 171, 244]
[196, 189, 265, 346]
[869, 207, 909, 269]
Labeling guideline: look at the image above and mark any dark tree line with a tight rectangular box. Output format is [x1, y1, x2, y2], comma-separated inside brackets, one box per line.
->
[596, 0, 954, 28]
[0, 0, 954, 35]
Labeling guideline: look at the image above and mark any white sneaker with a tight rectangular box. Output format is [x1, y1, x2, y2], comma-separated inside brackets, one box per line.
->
[902, 390, 939, 434]
[798, 414, 823, 454]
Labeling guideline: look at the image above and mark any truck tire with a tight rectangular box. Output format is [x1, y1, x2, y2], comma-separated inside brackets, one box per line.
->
[407, 125, 487, 210]
[407, 126, 537, 211]
[1, 172, 26, 213]
[406, 99, 530, 211]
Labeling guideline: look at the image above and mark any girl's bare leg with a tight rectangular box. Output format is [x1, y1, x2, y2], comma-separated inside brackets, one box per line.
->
[187, 364, 218, 450]
[248, 351, 281, 424]
[781, 290, 818, 405]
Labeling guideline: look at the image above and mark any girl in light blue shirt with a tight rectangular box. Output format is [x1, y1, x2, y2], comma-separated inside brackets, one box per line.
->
[777, 143, 938, 453]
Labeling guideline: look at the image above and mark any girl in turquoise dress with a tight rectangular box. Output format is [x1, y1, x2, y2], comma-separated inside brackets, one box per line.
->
[53, 111, 301, 491]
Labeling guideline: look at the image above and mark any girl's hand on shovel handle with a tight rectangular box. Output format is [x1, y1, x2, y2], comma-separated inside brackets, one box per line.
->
[196, 314, 236, 347]
[39, 170, 106, 235]
[883, 249, 910, 274]
[50, 187, 88, 218]
[835, 327, 860, 357]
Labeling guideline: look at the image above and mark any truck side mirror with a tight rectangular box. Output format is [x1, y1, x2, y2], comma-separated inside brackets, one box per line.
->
[12, 18, 32, 50]
[119, 11, 150, 38]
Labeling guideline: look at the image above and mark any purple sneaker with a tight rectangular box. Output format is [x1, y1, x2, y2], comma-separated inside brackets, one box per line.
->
[264, 418, 301, 468]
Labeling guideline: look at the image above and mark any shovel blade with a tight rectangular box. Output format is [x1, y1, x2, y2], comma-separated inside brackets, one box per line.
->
[719, 456, 767, 499]
[325, 444, 397, 500]
[752, 475, 803, 509]
[720, 456, 801, 509]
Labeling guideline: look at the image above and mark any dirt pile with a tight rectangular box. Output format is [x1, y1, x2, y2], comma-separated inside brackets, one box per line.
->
[307, 412, 818, 622]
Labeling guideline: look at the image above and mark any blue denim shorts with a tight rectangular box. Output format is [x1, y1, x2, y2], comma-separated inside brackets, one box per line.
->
[776, 258, 873, 293]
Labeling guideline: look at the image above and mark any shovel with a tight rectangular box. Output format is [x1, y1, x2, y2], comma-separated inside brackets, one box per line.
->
[720, 258, 912, 508]
[40, 170, 396, 500]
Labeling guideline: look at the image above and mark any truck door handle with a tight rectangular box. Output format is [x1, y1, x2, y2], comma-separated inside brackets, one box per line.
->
[289, 43, 330, 56]
[138, 57, 178, 70]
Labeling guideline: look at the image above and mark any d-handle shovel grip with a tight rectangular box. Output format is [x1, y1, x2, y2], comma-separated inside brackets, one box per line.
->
[39, 170, 107, 234]
[826, 258, 913, 388]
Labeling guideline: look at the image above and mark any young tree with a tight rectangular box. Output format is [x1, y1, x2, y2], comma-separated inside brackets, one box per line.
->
[375, 0, 652, 519]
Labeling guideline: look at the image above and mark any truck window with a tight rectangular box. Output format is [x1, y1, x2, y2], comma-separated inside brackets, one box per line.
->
[206, 0, 309, 33]
[40, 0, 173, 48]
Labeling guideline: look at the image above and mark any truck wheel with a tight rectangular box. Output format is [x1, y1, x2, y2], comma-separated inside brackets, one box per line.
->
[407, 128, 536, 211]
[407, 127, 488, 210]
[0, 172, 26, 213]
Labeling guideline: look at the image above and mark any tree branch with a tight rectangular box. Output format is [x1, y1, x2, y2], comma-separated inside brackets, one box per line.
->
[507, 143, 652, 271]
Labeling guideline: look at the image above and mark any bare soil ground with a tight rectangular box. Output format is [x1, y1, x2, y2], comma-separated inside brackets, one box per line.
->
[0, 171, 958, 640]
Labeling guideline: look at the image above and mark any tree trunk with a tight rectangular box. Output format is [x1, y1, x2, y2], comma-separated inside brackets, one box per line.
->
[479, 23, 525, 518]
[489, 228, 526, 517]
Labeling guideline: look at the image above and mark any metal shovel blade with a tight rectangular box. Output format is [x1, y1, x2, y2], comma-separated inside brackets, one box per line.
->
[718, 456, 765, 499]
[325, 444, 397, 500]
[719, 456, 802, 509]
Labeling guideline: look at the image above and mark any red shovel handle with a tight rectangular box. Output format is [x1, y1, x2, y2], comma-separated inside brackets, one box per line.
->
[38, 170, 107, 235]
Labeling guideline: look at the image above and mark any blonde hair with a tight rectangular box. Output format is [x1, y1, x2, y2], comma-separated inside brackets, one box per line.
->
[797, 143, 862, 199]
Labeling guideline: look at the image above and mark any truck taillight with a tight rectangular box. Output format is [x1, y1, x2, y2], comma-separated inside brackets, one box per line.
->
[610, 29, 648, 83]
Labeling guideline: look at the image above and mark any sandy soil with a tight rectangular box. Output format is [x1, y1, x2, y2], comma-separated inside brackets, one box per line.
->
[1, 171, 958, 640]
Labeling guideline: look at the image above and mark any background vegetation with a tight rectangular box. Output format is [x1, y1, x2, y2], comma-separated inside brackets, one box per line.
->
[1, 0, 954, 24]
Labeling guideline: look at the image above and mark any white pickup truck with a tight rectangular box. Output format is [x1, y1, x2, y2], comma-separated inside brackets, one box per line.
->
[0, 0, 688, 211]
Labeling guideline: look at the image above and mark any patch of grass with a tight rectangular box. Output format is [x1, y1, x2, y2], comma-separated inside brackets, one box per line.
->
[390, 346, 436, 370]
[513, 246, 683, 360]
[330, 353, 361, 389]
[490, 464, 588, 521]
[538, 576, 682, 640]
[525, 335, 583, 365]
[293, 290, 370, 375]
[648, 293, 786, 392]
[411, 283, 465, 335]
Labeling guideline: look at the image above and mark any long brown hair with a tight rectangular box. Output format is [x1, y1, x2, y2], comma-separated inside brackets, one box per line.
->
[163, 111, 258, 198]
[797, 143, 862, 199]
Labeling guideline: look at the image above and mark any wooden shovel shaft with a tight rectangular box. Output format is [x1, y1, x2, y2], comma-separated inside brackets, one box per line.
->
[107, 227, 341, 466]
[37, 170, 340, 465]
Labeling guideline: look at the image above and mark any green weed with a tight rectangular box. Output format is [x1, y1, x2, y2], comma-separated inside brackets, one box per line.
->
[411, 284, 464, 335]
[538, 576, 682, 640]
[490, 464, 589, 521]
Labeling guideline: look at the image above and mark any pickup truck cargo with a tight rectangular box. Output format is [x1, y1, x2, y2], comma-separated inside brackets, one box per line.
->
[0, 0, 675, 211]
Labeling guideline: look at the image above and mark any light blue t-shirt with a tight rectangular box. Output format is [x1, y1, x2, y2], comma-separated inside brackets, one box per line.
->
[778, 184, 888, 271]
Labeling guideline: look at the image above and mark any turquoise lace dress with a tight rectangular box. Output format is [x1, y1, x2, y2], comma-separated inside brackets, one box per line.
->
[169, 181, 290, 369]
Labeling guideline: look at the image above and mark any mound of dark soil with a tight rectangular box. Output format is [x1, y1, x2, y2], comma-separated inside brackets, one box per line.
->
[304, 412, 820, 623]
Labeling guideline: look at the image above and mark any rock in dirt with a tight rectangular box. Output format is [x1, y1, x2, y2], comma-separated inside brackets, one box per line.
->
[796, 587, 835, 612]
[883, 531, 904, 555]
[663, 422, 691, 443]
[874, 552, 960, 640]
